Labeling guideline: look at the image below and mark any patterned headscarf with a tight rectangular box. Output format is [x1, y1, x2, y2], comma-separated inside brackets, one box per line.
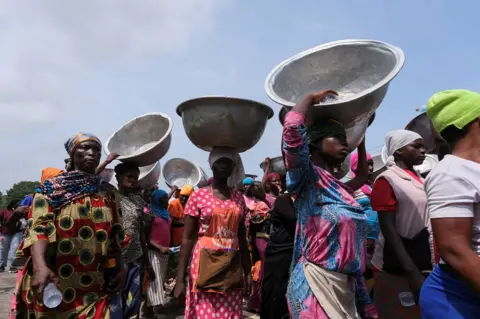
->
[37, 171, 101, 209]
[64, 133, 102, 155]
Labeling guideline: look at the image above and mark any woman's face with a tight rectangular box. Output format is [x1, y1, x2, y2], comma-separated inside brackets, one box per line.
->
[118, 169, 140, 190]
[179, 194, 189, 206]
[397, 138, 426, 166]
[212, 157, 234, 179]
[311, 136, 349, 165]
[73, 141, 101, 174]
[267, 178, 282, 194]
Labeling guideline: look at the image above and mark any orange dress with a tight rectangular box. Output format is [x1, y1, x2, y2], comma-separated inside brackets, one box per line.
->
[168, 199, 184, 246]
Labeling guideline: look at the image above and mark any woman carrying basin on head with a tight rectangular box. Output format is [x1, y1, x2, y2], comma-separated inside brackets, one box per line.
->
[283, 91, 376, 318]
[174, 147, 253, 319]
[369, 129, 434, 319]
[15, 133, 127, 319]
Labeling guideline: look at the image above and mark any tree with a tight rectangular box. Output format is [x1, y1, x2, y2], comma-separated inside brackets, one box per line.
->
[0, 181, 39, 208]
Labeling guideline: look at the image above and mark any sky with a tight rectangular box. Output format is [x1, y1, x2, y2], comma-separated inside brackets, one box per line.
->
[1, 0, 480, 191]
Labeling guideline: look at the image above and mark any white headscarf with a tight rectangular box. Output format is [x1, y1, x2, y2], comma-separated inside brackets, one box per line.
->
[208, 147, 245, 188]
[382, 129, 422, 166]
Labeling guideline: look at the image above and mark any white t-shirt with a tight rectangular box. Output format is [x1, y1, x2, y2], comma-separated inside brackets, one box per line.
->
[424, 155, 480, 258]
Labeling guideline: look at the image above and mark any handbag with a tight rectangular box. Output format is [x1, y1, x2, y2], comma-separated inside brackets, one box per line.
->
[383, 227, 433, 275]
[195, 248, 244, 292]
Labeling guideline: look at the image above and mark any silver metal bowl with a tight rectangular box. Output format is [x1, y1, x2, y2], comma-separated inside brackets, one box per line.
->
[196, 166, 209, 188]
[259, 156, 286, 176]
[177, 96, 274, 153]
[138, 161, 161, 189]
[266, 39, 405, 151]
[162, 158, 203, 188]
[245, 174, 258, 180]
[105, 113, 173, 167]
[405, 112, 438, 153]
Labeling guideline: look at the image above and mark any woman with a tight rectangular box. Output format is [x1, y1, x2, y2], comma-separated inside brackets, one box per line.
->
[168, 185, 194, 247]
[261, 191, 296, 319]
[16, 133, 126, 318]
[263, 172, 282, 208]
[243, 182, 270, 313]
[283, 91, 375, 319]
[174, 147, 253, 319]
[115, 162, 155, 318]
[145, 189, 172, 315]
[420, 89, 480, 318]
[370, 129, 432, 319]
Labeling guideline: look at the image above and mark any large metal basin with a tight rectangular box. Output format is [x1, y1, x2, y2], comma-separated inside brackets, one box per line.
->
[259, 156, 286, 176]
[139, 162, 161, 189]
[105, 113, 173, 167]
[404, 112, 439, 154]
[266, 39, 405, 151]
[177, 96, 274, 153]
[162, 158, 203, 188]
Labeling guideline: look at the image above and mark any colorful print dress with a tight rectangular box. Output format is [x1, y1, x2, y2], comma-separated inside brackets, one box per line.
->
[16, 191, 126, 319]
[283, 111, 377, 319]
[183, 188, 247, 319]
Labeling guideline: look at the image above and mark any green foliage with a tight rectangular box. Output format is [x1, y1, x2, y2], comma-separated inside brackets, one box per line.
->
[0, 181, 39, 208]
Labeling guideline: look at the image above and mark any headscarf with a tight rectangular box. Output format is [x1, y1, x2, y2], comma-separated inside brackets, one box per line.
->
[426, 89, 480, 134]
[382, 130, 422, 166]
[349, 152, 374, 196]
[208, 147, 245, 188]
[151, 189, 169, 221]
[41, 168, 64, 183]
[37, 171, 101, 209]
[180, 185, 194, 196]
[242, 177, 254, 186]
[307, 119, 346, 146]
[64, 132, 102, 155]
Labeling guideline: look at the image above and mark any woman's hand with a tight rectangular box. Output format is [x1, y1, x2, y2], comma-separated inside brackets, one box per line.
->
[244, 273, 254, 297]
[106, 153, 120, 164]
[173, 280, 186, 299]
[31, 265, 59, 301]
[408, 271, 425, 303]
[104, 269, 126, 294]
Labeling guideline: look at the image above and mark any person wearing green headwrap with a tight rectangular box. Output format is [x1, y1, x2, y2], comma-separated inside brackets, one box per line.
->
[420, 89, 480, 318]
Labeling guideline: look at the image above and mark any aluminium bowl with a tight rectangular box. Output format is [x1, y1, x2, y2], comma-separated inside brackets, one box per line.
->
[176, 96, 274, 153]
[266, 39, 405, 151]
[404, 112, 438, 154]
[162, 158, 203, 188]
[259, 156, 286, 176]
[105, 113, 173, 167]
[138, 161, 161, 189]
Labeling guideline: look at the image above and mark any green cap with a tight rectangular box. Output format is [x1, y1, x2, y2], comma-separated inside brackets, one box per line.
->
[426, 89, 480, 134]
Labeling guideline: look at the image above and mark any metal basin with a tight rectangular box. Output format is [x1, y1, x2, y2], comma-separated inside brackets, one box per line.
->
[105, 113, 173, 167]
[259, 156, 286, 176]
[162, 158, 203, 188]
[266, 39, 405, 151]
[405, 112, 439, 154]
[177, 96, 274, 153]
[245, 174, 258, 180]
[196, 166, 209, 188]
[138, 162, 161, 189]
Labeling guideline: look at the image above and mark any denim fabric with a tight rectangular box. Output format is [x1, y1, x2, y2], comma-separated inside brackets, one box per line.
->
[0, 232, 23, 267]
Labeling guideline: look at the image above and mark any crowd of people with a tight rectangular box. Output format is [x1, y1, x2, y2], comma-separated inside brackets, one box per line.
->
[1, 88, 480, 319]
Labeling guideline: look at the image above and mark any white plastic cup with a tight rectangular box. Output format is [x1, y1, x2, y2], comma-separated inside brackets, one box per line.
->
[43, 282, 62, 308]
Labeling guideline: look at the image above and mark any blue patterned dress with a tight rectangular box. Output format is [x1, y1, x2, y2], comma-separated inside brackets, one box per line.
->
[283, 111, 377, 318]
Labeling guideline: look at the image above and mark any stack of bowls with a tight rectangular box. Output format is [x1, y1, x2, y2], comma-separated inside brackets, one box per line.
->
[104, 113, 173, 188]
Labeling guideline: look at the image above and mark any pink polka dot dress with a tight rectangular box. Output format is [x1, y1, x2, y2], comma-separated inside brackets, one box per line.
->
[183, 187, 247, 319]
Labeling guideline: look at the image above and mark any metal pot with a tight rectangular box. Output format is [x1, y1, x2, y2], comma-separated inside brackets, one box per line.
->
[105, 113, 173, 167]
[162, 158, 204, 188]
[259, 156, 286, 175]
[266, 39, 405, 151]
[138, 161, 161, 189]
[404, 112, 439, 154]
[177, 96, 274, 153]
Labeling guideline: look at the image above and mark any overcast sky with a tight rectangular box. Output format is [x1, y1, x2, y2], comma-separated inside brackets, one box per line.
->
[1, 0, 479, 191]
